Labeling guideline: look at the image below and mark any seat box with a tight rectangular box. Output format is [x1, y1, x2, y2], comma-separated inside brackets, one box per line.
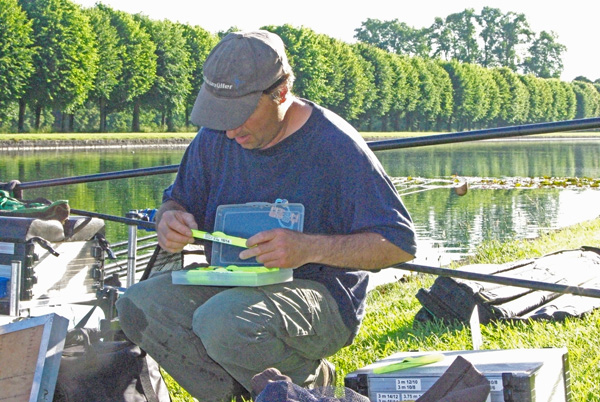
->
[344, 348, 570, 402]
[0, 216, 106, 317]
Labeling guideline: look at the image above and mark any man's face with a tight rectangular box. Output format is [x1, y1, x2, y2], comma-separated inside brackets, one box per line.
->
[225, 95, 285, 150]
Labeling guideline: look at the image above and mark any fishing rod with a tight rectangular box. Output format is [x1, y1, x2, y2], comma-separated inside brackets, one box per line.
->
[394, 262, 600, 299]
[9, 117, 600, 297]
[69, 207, 600, 298]
[12, 117, 600, 192]
[367, 116, 600, 151]
[16, 164, 179, 191]
[70, 208, 156, 230]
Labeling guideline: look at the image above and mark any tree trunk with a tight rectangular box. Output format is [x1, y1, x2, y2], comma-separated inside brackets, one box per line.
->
[381, 115, 389, 132]
[99, 98, 107, 133]
[34, 104, 42, 130]
[166, 109, 175, 132]
[67, 113, 75, 132]
[132, 100, 140, 132]
[52, 110, 63, 132]
[18, 99, 26, 132]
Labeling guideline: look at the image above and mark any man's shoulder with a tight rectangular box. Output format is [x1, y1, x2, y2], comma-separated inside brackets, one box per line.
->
[304, 101, 364, 146]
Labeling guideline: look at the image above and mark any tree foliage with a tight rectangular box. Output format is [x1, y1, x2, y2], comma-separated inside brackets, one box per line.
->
[99, 5, 156, 131]
[1, 2, 596, 134]
[84, 4, 123, 132]
[522, 31, 566, 78]
[18, 0, 98, 129]
[354, 18, 429, 57]
[0, 0, 34, 122]
[180, 24, 218, 125]
[262, 24, 329, 104]
[352, 43, 394, 130]
[572, 81, 600, 118]
[314, 34, 369, 121]
[136, 16, 192, 132]
[356, 8, 565, 79]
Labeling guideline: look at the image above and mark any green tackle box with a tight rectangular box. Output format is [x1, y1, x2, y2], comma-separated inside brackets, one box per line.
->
[172, 201, 304, 287]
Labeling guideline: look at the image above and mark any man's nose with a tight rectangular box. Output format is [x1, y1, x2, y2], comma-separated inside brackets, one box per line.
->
[226, 126, 243, 139]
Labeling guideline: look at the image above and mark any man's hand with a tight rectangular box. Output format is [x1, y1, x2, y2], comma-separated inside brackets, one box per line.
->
[240, 228, 309, 268]
[239, 229, 414, 270]
[156, 208, 198, 253]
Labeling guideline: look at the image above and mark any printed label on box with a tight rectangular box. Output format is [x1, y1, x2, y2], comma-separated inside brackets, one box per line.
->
[401, 393, 424, 400]
[395, 378, 422, 391]
[488, 377, 503, 391]
[376, 393, 402, 402]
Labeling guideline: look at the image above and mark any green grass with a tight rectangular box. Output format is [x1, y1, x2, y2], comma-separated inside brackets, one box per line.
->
[1, 130, 598, 142]
[163, 217, 600, 401]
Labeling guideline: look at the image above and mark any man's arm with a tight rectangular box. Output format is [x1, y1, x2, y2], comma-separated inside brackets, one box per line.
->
[240, 229, 414, 271]
[155, 199, 198, 253]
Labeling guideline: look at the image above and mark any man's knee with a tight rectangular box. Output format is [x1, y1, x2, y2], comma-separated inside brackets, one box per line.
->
[115, 276, 165, 343]
[191, 290, 268, 358]
[115, 296, 147, 344]
[192, 298, 236, 354]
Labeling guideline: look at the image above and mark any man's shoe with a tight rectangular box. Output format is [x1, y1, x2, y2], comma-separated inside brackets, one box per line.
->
[312, 359, 336, 388]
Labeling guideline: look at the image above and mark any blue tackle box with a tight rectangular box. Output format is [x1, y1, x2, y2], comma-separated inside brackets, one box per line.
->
[172, 200, 304, 287]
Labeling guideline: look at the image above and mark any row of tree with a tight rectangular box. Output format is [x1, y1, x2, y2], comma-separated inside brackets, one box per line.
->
[354, 8, 570, 78]
[1, 0, 599, 134]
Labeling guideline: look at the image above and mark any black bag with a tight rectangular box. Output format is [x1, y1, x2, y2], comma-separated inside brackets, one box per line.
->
[415, 247, 600, 324]
[53, 328, 171, 402]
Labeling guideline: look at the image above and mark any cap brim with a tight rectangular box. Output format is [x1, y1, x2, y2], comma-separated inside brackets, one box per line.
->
[190, 84, 263, 131]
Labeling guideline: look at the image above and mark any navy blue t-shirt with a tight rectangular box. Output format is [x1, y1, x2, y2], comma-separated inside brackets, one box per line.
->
[164, 101, 416, 341]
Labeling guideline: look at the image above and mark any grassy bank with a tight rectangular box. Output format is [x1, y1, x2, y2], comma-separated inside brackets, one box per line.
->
[1, 130, 599, 144]
[164, 216, 600, 401]
[332, 216, 600, 401]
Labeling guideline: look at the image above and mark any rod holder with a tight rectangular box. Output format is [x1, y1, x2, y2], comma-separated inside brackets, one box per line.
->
[10, 260, 21, 316]
[126, 210, 139, 288]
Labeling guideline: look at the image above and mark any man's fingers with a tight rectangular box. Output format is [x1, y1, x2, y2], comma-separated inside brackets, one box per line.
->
[245, 230, 275, 248]
[157, 210, 198, 253]
[177, 211, 198, 231]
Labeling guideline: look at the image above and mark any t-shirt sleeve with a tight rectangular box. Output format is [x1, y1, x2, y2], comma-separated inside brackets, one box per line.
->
[161, 132, 209, 223]
[341, 142, 417, 257]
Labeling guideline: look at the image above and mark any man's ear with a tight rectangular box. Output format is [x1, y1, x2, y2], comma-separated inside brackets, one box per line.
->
[279, 86, 289, 104]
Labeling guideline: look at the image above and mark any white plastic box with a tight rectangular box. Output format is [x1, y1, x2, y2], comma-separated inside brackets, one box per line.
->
[344, 348, 571, 402]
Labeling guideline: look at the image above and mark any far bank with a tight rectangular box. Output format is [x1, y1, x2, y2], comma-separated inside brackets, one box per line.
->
[2, 130, 599, 151]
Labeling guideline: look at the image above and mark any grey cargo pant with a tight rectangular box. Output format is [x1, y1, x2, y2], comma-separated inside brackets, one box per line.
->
[116, 272, 351, 402]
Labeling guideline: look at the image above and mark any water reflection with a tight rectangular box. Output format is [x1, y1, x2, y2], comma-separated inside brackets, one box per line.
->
[376, 139, 600, 263]
[376, 139, 600, 178]
[2, 140, 599, 264]
[401, 187, 600, 265]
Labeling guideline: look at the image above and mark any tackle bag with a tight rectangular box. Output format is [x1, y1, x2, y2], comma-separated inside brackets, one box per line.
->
[0, 187, 70, 223]
[53, 327, 171, 402]
[415, 246, 600, 324]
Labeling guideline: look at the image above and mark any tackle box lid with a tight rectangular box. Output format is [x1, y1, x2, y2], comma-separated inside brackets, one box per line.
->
[211, 200, 304, 267]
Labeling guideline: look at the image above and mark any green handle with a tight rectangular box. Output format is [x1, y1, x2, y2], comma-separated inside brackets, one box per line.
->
[372, 353, 444, 374]
[191, 229, 248, 248]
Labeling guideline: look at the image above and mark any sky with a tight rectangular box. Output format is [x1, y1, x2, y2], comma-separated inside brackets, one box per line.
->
[71, 0, 599, 82]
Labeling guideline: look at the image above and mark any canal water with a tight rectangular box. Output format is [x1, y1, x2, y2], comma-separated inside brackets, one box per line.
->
[2, 139, 600, 266]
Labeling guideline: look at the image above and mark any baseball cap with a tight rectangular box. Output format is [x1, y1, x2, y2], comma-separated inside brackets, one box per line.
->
[190, 30, 289, 130]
